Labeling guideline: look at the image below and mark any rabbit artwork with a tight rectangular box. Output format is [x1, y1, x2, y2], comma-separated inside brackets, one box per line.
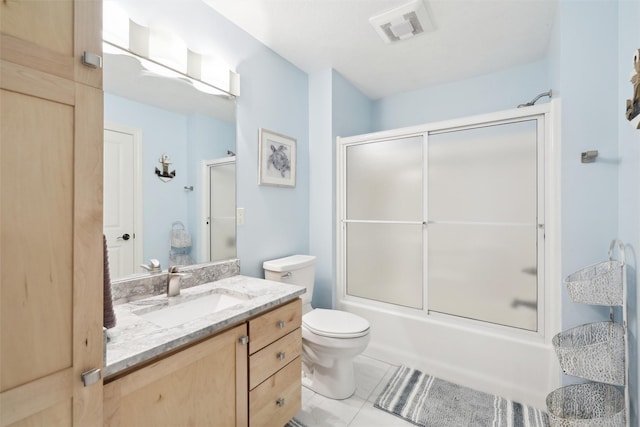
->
[625, 49, 640, 129]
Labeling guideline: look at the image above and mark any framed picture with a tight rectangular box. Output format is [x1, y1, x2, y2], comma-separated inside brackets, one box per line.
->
[258, 128, 297, 187]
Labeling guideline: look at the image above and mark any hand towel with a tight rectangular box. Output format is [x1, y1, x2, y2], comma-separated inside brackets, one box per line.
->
[103, 235, 117, 329]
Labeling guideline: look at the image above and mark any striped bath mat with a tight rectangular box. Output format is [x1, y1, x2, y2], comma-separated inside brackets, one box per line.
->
[375, 366, 549, 427]
[284, 418, 306, 427]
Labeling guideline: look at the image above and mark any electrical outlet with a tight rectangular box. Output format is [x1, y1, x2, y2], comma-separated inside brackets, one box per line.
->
[237, 208, 245, 225]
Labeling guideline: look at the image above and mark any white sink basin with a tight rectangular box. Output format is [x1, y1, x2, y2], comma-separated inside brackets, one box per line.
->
[137, 292, 251, 329]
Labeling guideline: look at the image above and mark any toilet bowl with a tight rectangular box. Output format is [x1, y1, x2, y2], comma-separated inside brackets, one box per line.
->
[301, 308, 370, 399]
[263, 255, 370, 400]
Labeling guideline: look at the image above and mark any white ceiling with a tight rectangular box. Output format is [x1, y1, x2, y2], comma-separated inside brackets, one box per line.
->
[203, 0, 558, 99]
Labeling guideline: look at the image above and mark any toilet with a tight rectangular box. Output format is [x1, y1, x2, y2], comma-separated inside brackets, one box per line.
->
[263, 255, 370, 400]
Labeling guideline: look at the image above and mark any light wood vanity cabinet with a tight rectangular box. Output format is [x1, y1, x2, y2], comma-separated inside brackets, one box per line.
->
[102, 298, 302, 427]
[103, 324, 249, 427]
[248, 298, 302, 427]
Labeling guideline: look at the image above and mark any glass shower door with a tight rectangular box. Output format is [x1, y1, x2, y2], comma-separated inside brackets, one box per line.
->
[427, 120, 540, 331]
[344, 136, 424, 309]
[209, 160, 236, 261]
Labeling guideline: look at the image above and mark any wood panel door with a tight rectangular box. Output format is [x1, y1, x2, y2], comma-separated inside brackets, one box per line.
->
[0, 1, 104, 426]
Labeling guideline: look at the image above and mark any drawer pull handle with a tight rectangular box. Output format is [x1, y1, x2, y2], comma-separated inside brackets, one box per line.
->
[277, 320, 286, 329]
[277, 352, 286, 360]
[276, 397, 286, 407]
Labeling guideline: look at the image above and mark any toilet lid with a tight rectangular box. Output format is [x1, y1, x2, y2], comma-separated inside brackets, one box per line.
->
[303, 309, 370, 338]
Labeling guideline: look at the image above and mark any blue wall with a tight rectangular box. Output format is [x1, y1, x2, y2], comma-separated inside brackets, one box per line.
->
[171, 0, 311, 278]
[308, 70, 373, 309]
[234, 41, 310, 279]
[550, 0, 620, 331]
[372, 59, 550, 130]
[309, 69, 335, 308]
[104, 93, 234, 268]
[112, 0, 311, 279]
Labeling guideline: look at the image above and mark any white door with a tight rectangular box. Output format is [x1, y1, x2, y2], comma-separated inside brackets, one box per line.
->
[103, 126, 141, 279]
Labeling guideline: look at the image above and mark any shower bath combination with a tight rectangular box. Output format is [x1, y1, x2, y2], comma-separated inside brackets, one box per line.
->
[336, 104, 559, 409]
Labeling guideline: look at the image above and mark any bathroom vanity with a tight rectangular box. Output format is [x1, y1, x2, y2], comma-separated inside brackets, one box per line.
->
[103, 275, 304, 427]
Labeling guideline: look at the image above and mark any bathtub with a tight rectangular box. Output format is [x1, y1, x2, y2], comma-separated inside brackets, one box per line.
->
[339, 298, 561, 410]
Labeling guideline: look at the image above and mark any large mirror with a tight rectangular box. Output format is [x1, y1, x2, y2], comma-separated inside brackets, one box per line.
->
[103, 46, 237, 280]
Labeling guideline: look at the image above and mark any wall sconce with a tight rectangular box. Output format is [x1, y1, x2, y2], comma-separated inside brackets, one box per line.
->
[103, 3, 240, 97]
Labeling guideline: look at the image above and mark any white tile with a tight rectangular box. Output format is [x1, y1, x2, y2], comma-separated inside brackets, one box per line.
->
[353, 355, 394, 400]
[301, 385, 316, 403]
[368, 365, 399, 405]
[295, 355, 403, 427]
[295, 392, 367, 427]
[348, 401, 414, 427]
[292, 387, 317, 423]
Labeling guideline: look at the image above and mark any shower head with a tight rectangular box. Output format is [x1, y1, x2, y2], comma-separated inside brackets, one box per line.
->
[517, 90, 552, 108]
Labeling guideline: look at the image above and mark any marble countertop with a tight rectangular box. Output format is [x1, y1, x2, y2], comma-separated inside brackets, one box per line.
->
[104, 275, 305, 378]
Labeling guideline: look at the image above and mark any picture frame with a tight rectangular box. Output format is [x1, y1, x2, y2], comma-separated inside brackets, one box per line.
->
[258, 128, 297, 187]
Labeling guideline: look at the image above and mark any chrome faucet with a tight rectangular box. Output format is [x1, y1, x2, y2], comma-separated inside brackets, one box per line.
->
[140, 258, 161, 274]
[167, 265, 190, 297]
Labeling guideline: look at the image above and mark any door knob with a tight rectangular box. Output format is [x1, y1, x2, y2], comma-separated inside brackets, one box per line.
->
[118, 233, 131, 241]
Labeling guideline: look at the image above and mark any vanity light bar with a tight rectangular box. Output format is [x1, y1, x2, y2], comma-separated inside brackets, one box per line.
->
[103, 2, 239, 96]
[103, 41, 239, 98]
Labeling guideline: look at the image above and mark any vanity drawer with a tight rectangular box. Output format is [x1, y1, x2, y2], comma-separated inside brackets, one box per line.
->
[249, 356, 301, 427]
[250, 328, 302, 389]
[249, 298, 301, 354]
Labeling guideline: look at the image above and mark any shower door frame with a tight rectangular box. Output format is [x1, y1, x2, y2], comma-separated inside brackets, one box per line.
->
[200, 156, 237, 263]
[336, 103, 559, 342]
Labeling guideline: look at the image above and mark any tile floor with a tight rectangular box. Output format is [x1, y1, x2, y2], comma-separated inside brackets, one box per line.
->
[292, 355, 415, 427]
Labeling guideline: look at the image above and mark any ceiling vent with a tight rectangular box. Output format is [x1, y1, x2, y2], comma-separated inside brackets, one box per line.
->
[369, 0, 434, 43]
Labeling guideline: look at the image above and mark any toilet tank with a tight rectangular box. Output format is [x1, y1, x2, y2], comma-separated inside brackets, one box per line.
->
[263, 255, 316, 306]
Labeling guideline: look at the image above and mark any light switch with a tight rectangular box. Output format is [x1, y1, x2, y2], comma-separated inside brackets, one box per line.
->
[237, 208, 245, 225]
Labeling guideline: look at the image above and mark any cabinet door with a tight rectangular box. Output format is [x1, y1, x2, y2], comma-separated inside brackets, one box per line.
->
[0, 0, 102, 88]
[103, 325, 249, 427]
[0, 1, 103, 426]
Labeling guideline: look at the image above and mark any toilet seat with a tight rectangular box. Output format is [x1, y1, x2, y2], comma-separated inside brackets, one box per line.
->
[303, 309, 370, 339]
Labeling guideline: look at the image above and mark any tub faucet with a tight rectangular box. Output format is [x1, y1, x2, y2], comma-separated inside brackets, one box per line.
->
[167, 265, 190, 297]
